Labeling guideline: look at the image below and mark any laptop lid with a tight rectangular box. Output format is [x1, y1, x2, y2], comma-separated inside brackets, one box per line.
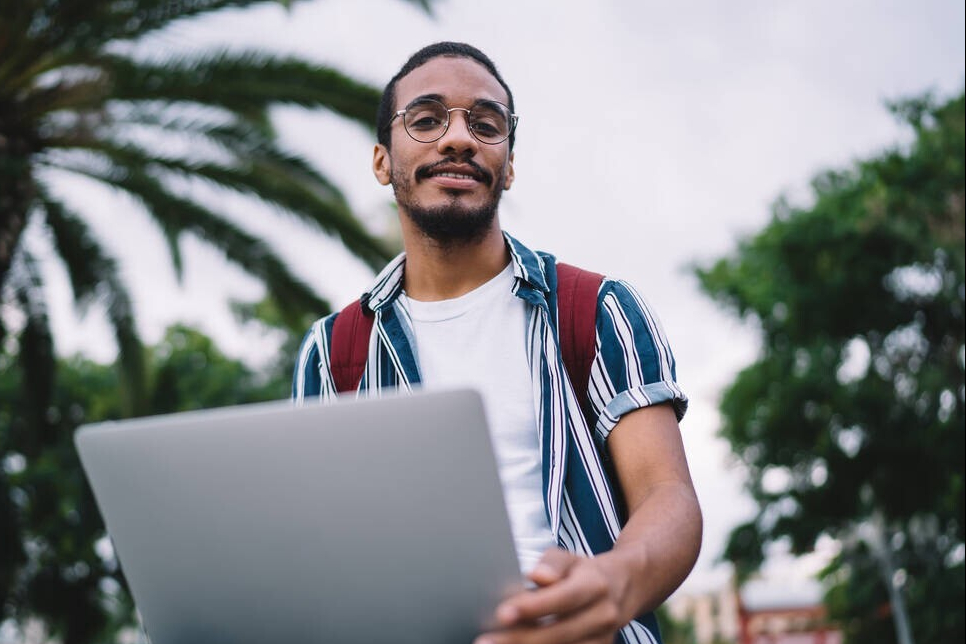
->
[75, 388, 522, 644]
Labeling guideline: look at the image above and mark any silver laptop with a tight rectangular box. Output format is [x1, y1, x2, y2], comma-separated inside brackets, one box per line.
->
[75, 388, 522, 644]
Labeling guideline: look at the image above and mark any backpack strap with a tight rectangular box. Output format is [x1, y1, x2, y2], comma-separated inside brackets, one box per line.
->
[556, 262, 604, 413]
[330, 298, 374, 393]
[329, 263, 604, 400]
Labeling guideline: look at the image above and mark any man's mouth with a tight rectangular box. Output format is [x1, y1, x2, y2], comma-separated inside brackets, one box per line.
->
[434, 171, 479, 180]
[417, 160, 492, 187]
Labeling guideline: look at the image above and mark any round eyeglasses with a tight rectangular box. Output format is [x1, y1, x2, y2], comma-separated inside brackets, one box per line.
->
[390, 98, 519, 145]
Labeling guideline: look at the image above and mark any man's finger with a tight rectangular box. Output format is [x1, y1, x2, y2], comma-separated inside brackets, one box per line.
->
[527, 548, 578, 586]
[495, 549, 580, 625]
[499, 560, 607, 625]
[478, 590, 620, 644]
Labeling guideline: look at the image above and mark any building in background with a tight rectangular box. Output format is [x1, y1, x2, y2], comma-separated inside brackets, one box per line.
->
[668, 576, 842, 644]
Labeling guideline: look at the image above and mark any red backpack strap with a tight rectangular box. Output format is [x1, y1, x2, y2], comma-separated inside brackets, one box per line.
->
[330, 299, 374, 393]
[556, 262, 604, 411]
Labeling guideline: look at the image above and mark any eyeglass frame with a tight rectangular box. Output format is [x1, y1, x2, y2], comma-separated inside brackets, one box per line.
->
[388, 97, 520, 145]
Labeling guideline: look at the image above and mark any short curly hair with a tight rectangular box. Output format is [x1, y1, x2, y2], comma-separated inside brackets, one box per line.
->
[376, 42, 516, 150]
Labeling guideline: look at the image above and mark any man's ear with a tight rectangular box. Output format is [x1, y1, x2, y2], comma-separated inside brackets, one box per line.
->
[373, 144, 392, 185]
[503, 151, 515, 190]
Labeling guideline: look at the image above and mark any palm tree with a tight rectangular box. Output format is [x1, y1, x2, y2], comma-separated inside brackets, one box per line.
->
[0, 1, 432, 640]
[1, 0, 436, 410]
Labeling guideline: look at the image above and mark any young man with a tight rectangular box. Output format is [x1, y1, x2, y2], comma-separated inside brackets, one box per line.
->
[293, 42, 702, 644]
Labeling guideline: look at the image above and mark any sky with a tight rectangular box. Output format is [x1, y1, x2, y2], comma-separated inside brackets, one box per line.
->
[35, 0, 966, 600]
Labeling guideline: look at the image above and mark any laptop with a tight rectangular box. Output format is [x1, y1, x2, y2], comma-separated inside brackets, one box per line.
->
[74, 388, 523, 644]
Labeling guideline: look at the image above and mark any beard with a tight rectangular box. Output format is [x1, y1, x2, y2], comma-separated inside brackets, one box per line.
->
[405, 199, 499, 246]
[391, 160, 506, 246]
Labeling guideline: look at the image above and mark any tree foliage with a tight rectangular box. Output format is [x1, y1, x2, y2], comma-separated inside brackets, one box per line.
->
[0, 0, 413, 416]
[696, 91, 964, 642]
[0, 324, 293, 643]
[0, 0, 435, 640]
[654, 605, 698, 644]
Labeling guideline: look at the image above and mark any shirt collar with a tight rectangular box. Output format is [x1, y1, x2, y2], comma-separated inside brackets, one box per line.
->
[361, 231, 550, 312]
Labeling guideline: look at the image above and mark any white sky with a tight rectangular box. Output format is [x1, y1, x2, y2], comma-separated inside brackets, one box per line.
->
[36, 0, 965, 599]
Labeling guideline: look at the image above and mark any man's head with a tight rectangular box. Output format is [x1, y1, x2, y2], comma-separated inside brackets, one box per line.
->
[376, 42, 516, 151]
[372, 42, 517, 246]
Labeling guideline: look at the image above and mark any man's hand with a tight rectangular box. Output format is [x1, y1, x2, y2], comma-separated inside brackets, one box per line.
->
[474, 548, 630, 644]
[475, 403, 702, 644]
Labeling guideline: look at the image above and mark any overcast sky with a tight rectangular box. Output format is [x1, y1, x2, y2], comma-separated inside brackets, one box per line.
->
[39, 0, 965, 598]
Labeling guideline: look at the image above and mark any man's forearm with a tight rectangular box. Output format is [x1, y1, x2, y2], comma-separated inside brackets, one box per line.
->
[602, 403, 703, 620]
[597, 478, 702, 620]
[478, 404, 702, 644]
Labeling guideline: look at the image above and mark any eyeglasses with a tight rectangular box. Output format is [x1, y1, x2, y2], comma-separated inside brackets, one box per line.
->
[390, 98, 519, 145]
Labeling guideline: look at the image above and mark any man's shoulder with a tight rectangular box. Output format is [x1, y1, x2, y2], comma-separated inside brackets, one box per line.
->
[536, 253, 622, 297]
[297, 311, 340, 356]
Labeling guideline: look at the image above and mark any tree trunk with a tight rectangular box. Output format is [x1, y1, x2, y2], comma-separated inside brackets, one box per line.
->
[867, 511, 916, 644]
[0, 127, 35, 346]
[0, 202, 28, 284]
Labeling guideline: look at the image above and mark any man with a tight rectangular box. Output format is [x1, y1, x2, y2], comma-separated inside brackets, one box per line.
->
[293, 42, 702, 644]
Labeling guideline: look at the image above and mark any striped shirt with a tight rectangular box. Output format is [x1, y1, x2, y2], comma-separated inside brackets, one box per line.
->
[293, 232, 688, 644]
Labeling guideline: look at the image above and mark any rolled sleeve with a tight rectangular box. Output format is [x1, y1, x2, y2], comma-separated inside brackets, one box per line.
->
[588, 279, 688, 446]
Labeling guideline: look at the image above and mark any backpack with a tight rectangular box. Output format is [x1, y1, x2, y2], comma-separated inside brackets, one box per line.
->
[329, 262, 603, 411]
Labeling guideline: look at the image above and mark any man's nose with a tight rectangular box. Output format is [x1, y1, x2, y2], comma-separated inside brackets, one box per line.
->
[435, 109, 479, 156]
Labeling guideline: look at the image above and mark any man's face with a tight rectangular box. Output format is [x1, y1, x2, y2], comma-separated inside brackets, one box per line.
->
[373, 56, 515, 244]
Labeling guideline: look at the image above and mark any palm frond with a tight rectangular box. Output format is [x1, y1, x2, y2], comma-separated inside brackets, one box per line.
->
[48, 159, 333, 321]
[408, 0, 437, 16]
[43, 133, 392, 269]
[0, 1, 38, 81]
[91, 1, 302, 44]
[3, 0, 437, 89]
[18, 72, 110, 119]
[104, 110, 344, 193]
[36, 186, 148, 415]
[102, 51, 382, 129]
[161, 226, 186, 281]
[92, 0, 434, 44]
[0, 2, 302, 81]
[32, 188, 109, 307]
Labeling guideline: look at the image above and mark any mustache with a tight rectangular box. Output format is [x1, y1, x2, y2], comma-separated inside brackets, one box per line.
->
[415, 158, 493, 185]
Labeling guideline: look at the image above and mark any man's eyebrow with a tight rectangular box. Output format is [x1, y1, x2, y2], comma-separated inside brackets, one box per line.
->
[404, 94, 508, 109]
[405, 94, 445, 107]
[472, 98, 508, 109]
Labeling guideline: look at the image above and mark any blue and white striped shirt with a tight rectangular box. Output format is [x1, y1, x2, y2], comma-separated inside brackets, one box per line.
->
[293, 232, 687, 643]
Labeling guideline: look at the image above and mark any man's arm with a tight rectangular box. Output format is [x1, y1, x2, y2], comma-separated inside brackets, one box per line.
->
[477, 402, 702, 644]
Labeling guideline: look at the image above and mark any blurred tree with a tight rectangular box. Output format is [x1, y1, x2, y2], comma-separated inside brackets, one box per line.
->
[0, 0, 428, 413]
[697, 91, 964, 644]
[0, 0, 434, 640]
[229, 293, 318, 392]
[654, 605, 697, 644]
[0, 324, 294, 643]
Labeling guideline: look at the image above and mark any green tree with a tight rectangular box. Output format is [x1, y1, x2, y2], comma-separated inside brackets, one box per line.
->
[654, 605, 697, 644]
[0, 0, 434, 640]
[0, 0, 421, 411]
[0, 324, 294, 643]
[696, 92, 964, 644]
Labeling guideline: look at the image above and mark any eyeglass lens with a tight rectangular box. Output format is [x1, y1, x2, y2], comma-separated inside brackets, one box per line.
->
[403, 99, 512, 144]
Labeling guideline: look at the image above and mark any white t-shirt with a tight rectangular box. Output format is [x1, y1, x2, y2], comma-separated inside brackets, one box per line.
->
[400, 263, 556, 573]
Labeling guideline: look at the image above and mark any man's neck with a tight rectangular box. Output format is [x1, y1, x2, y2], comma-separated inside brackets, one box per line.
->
[400, 221, 510, 302]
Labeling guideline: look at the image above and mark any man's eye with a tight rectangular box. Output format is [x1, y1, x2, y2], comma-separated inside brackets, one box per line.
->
[409, 115, 443, 130]
[470, 118, 505, 136]
[471, 121, 498, 133]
